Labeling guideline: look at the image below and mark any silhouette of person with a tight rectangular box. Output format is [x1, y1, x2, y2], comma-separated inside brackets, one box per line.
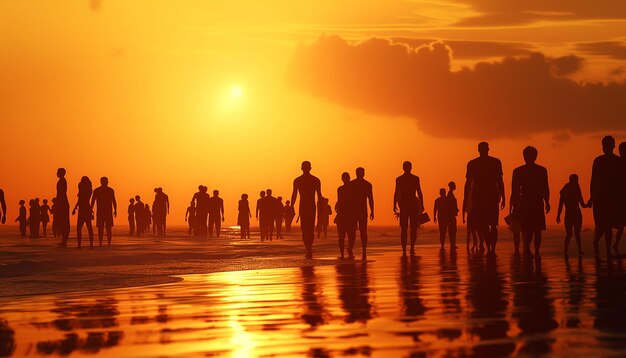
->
[291, 161, 322, 259]
[511, 146, 550, 257]
[40, 199, 51, 237]
[91, 177, 117, 246]
[0, 187, 5, 224]
[275, 196, 284, 240]
[50, 198, 57, 237]
[265, 189, 276, 241]
[316, 197, 331, 239]
[464, 142, 505, 257]
[185, 201, 196, 236]
[614, 142, 626, 255]
[434, 186, 457, 250]
[208, 190, 224, 238]
[462, 197, 479, 251]
[15, 200, 27, 237]
[447, 182, 459, 249]
[128, 198, 135, 235]
[351, 167, 374, 260]
[191, 185, 210, 236]
[335, 172, 356, 259]
[56, 168, 71, 247]
[28, 198, 41, 238]
[134, 195, 145, 235]
[588, 135, 621, 259]
[557, 174, 589, 256]
[284, 200, 295, 233]
[256, 190, 268, 241]
[144, 204, 152, 233]
[153, 187, 169, 236]
[238, 193, 252, 240]
[393, 161, 424, 256]
[72, 176, 94, 248]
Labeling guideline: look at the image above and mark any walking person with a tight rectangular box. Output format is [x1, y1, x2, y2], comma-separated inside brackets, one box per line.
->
[128, 198, 135, 235]
[50, 198, 57, 238]
[40, 199, 51, 237]
[335, 172, 356, 259]
[28, 199, 41, 238]
[351, 167, 374, 260]
[275, 196, 284, 240]
[15, 200, 27, 237]
[153, 187, 170, 236]
[91, 177, 117, 246]
[208, 190, 224, 238]
[72, 176, 94, 248]
[191, 186, 210, 236]
[185, 201, 196, 236]
[56, 168, 71, 247]
[434, 185, 458, 251]
[134, 195, 145, 235]
[316, 197, 332, 239]
[557, 174, 589, 256]
[284, 200, 296, 233]
[393, 161, 424, 256]
[291, 161, 322, 259]
[238, 194, 252, 240]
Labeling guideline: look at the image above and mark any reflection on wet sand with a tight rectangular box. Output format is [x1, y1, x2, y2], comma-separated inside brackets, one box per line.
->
[1, 246, 626, 357]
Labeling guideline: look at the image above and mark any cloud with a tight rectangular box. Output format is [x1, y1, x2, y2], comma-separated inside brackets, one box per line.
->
[576, 41, 626, 60]
[287, 35, 626, 139]
[391, 38, 534, 59]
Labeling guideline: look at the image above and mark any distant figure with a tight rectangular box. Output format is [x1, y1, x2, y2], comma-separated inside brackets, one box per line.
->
[256, 191, 268, 241]
[462, 197, 479, 251]
[144, 204, 152, 233]
[393, 161, 424, 257]
[208, 190, 225, 238]
[316, 197, 332, 239]
[351, 167, 374, 260]
[284, 200, 296, 233]
[128, 198, 135, 235]
[15, 200, 27, 237]
[56, 168, 71, 247]
[28, 199, 41, 238]
[291, 161, 322, 259]
[50, 198, 57, 237]
[265, 189, 276, 241]
[72, 176, 94, 248]
[153, 187, 170, 236]
[557, 174, 588, 256]
[0, 188, 5, 225]
[588, 136, 621, 259]
[91, 177, 117, 246]
[134, 195, 145, 235]
[464, 142, 505, 257]
[613, 142, 626, 255]
[511, 146, 550, 257]
[335, 172, 356, 259]
[434, 183, 458, 250]
[275, 196, 284, 240]
[192, 186, 210, 236]
[40, 199, 51, 237]
[185, 201, 196, 236]
[238, 194, 252, 240]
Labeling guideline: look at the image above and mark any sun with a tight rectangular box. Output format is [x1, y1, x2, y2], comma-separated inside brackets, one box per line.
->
[230, 85, 243, 100]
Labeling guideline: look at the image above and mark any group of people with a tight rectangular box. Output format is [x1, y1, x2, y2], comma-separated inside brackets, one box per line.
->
[187, 187, 225, 237]
[127, 188, 170, 237]
[14, 198, 52, 238]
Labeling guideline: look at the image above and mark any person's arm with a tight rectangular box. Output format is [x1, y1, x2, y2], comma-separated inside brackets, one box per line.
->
[556, 192, 564, 224]
[112, 191, 117, 217]
[90, 191, 96, 211]
[464, 163, 472, 214]
[579, 188, 588, 209]
[393, 178, 399, 213]
[316, 178, 323, 204]
[166, 195, 170, 214]
[335, 188, 340, 212]
[368, 183, 374, 220]
[498, 172, 506, 210]
[255, 200, 259, 219]
[220, 199, 225, 221]
[433, 199, 439, 224]
[290, 179, 298, 213]
[543, 169, 551, 214]
[462, 199, 466, 224]
[72, 201, 79, 215]
[588, 159, 598, 207]
[0, 190, 6, 224]
[417, 177, 424, 213]
[510, 169, 519, 215]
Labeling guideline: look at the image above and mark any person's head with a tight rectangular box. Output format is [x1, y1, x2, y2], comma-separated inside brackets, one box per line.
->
[277, 196, 283, 202]
[80, 176, 92, 189]
[267, 189, 272, 196]
[341, 172, 351, 184]
[213, 190, 219, 197]
[439, 188, 446, 197]
[448, 181, 456, 191]
[569, 173, 579, 184]
[260, 191, 265, 198]
[19, 200, 25, 205]
[523, 146, 538, 164]
[35, 198, 39, 203]
[478, 142, 489, 156]
[285, 200, 291, 206]
[198, 185, 203, 191]
[602, 135, 616, 155]
[323, 197, 329, 204]
[43, 199, 48, 204]
[242, 193, 248, 200]
[158, 187, 162, 192]
[402, 161, 412, 173]
[154, 188, 158, 193]
[135, 195, 141, 201]
[100, 177, 109, 187]
[130, 198, 135, 203]
[356, 167, 365, 179]
[301, 161, 312, 173]
[57, 168, 66, 178]
[29, 199, 34, 206]
[52, 198, 56, 203]
[619, 142, 626, 157]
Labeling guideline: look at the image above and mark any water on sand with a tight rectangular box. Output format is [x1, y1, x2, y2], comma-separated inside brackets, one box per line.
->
[1, 231, 625, 357]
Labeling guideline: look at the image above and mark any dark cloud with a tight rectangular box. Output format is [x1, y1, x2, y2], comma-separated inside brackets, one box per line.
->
[576, 41, 626, 60]
[288, 35, 626, 139]
[391, 38, 534, 59]
[449, 1, 626, 26]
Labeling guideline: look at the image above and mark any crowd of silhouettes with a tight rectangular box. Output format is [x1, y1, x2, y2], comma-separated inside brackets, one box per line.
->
[1, 136, 625, 261]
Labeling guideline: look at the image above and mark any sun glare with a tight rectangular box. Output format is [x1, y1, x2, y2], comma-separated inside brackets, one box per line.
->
[230, 85, 243, 99]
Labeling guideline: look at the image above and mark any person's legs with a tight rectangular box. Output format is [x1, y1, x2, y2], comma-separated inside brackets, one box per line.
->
[438, 221, 446, 248]
[534, 230, 542, 256]
[522, 230, 533, 257]
[77, 218, 84, 248]
[107, 223, 113, 246]
[215, 217, 221, 238]
[208, 214, 214, 237]
[359, 216, 368, 260]
[301, 209, 316, 258]
[449, 219, 457, 250]
[86, 220, 93, 247]
[259, 216, 267, 241]
[574, 221, 583, 256]
[490, 225, 499, 254]
[614, 226, 623, 255]
[42, 222, 47, 237]
[410, 214, 418, 255]
[337, 223, 346, 258]
[605, 227, 613, 259]
[129, 218, 135, 236]
[564, 221, 573, 255]
[400, 212, 408, 256]
[98, 224, 104, 246]
[268, 218, 274, 241]
[276, 219, 283, 239]
[347, 219, 357, 258]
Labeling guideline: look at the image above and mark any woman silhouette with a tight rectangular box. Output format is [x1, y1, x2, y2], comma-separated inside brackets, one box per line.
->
[72, 176, 94, 248]
[557, 174, 589, 256]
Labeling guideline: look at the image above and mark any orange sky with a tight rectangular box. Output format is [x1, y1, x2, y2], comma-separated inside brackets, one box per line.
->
[1, 1, 625, 226]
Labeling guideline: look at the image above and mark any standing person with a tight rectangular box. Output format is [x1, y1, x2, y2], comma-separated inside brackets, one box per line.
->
[316, 197, 332, 239]
[291, 161, 322, 259]
[28, 199, 41, 238]
[91, 177, 117, 246]
[15, 200, 27, 237]
[0, 187, 5, 225]
[191, 186, 210, 236]
[40, 199, 51, 237]
[134, 195, 145, 235]
[265, 189, 276, 241]
[335, 172, 356, 259]
[50, 198, 57, 238]
[185, 201, 196, 236]
[447, 182, 459, 249]
[256, 191, 267, 241]
[33, 198, 42, 238]
[464, 142, 505, 257]
[208, 190, 225, 238]
[144, 204, 152, 233]
[393, 161, 424, 257]
[351, 167, 374, 260]
[56, 168, 71, 247]
[153, 188, 170, 236]
[434, 188, 454, 250]
[588, 135, 621, 259]
[557, 174, 589, 256]
[238, 194, 252, 240]
[128, 198, 135, 235]
[284, 200, 296, 233]
[72, 176, 94, 248]
[511, 146, 550, 257]
[613, 142, 626, 255]
[275, 196, 284, 240]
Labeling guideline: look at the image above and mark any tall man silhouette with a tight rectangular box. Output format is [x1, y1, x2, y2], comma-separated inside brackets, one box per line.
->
[256, 191, 267, 241]
[192, 186, 210, 236]
[91, 177, 117, 246]
[588, 136, 621, 259]
[351, 167, 374, 260]
[153, 187, 170, 236]
[291, 161, 322, 258]
[0, 187, 6, 224]
[464, 142, 505, 257]
[336, 172, 356, 259]
[208, 190, 224, 238]
[393, 161, 424, 256]
[56, 168, 71, 247]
